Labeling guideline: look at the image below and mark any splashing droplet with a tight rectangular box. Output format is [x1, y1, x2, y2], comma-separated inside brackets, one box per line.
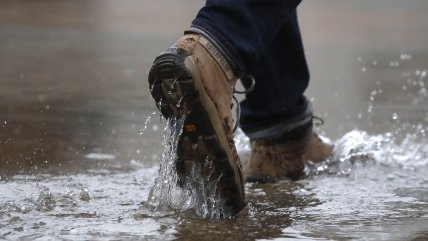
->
[392, 113, 399, 121]
[400, 53, 412, 60]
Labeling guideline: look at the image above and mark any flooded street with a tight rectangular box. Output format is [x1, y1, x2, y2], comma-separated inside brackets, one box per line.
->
[1, 0, 428, 240]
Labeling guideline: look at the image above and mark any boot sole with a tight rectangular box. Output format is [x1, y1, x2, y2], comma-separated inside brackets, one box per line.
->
[148, 50, 246, 217]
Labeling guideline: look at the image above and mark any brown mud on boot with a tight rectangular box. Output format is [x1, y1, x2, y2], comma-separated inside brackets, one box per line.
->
[244, 104, 333, 183]
[148, 30, 246, 217]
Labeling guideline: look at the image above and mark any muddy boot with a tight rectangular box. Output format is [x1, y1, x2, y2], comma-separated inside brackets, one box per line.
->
[244, 104, 333, 183]
[148, 32, 246, 216]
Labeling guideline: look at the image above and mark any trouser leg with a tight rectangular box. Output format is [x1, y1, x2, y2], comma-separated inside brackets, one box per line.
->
[191, 0, 303, 72]
[239, 11, 310, 132]
[190, 1, 310, 134]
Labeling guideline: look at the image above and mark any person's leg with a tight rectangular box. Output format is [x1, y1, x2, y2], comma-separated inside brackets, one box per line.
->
[237, 12, 333, 182]
[148, 0, 310, 216]
[239, 11, 309, 132]
[189, 0, 303, 74]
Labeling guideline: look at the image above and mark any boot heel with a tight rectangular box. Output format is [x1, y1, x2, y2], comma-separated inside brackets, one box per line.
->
[148, 52, 197, 118]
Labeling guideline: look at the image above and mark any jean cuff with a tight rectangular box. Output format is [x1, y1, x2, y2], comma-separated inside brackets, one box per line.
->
[245, 104, 313, 142]
[187, 19, 245, 76]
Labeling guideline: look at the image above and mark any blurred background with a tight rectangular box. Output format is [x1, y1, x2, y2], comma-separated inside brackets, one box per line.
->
[1, 0, 427, 174]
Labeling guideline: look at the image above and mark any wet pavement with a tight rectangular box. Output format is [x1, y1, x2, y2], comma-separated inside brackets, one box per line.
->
[1, 0, 428, 240]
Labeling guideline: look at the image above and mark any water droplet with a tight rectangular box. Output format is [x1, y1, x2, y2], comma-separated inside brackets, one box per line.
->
[392, 113, 399, 120]
[79, 188, 90, 201]
[390, 61, 399, 67]
[176, 96, 184, 108]
[400, 53, 412, 60]
[361, 67, 367, 72]
[139, 114, 153, 135]
[36, 186, 56, 211]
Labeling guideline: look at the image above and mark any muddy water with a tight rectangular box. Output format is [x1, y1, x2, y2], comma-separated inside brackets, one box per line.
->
[1, 1, 428, 240]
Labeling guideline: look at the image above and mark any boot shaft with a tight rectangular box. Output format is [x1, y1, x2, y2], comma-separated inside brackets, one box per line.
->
[173, 34, 238, 135]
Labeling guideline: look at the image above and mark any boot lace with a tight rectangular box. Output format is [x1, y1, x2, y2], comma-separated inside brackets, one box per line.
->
[313, 115, 325, 127]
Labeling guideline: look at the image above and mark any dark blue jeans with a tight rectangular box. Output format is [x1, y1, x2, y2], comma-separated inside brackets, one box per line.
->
[191, 0, 309, 133]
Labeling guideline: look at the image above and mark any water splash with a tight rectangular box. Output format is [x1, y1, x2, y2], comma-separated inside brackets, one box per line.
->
[234, 128, 251, 160]
[305, 129, 428, 177]
[139, 110, 157, 135]
[36, 186, 56, 211]
[146, 116, 225, 219]
[146, 117, 184, 210]
[176, 96, 184, 108]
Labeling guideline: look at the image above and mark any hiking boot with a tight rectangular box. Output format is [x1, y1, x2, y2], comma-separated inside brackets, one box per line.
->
[148, 31, 246, 216]
[243, 104, 333, 183]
